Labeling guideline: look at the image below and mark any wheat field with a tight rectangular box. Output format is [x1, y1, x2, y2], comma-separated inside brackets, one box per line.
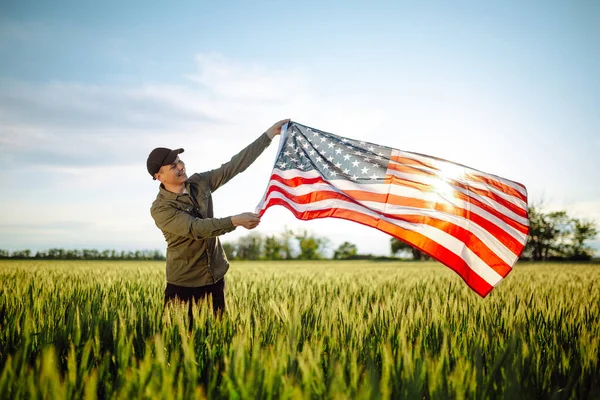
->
[0, 260, 598, 399]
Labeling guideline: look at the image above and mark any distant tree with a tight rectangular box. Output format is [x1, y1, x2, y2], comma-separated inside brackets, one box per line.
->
[525, 206, 570, 260]
[11, 250, 31, 259]
[390, 238, 429, 260]
[222, 242, 236, 260]
[236, 233, 263, 260]
[523, 204, 598, 261]
[35, 251, 47, 259]
[567, 219, 598, 260]
[264, 235, 285, 260]
[333, 241, 358, 260]
[279, 229, 295, 259]
[295, 230, 329, 260]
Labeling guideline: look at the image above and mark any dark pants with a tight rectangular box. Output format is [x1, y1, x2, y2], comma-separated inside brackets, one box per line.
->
[164, 278, 226, 325]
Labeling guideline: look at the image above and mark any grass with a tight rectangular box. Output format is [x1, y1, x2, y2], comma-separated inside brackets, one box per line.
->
[0, 260, 599, 399]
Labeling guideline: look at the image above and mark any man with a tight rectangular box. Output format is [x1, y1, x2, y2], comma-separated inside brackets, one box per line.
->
[147, 119, 289, 319]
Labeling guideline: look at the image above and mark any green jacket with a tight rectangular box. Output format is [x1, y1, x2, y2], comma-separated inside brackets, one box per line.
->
[150, 132, 272, 287]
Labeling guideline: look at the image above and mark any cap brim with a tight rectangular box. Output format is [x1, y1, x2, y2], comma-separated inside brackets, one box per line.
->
[162, 148, 184, 166]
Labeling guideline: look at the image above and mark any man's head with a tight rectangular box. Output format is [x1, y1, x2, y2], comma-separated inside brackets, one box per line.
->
[147, 147, 187, 186]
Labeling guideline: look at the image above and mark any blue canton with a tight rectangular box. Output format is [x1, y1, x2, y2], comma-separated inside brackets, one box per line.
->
[275, 122, 392, 183]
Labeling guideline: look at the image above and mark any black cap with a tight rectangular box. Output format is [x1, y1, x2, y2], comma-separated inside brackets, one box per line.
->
[147, 147, 184, 179]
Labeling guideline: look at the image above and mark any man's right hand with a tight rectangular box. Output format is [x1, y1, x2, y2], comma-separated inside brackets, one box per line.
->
[231, 212, 261, 230]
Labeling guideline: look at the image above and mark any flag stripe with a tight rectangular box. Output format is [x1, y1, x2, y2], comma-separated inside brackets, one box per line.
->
[386, 172, 529, 233]
[386, 166, 528, 222]
[263, 179, 515, 277]
[267, 169, 528, 246]
[265, 175, 521, 263]
[259, 192, 499, 297]
[395, 151, 528, 201]
[388, 160, 528, 212]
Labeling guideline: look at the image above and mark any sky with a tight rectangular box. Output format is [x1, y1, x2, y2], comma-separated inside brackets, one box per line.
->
[0, 0, 598, 257]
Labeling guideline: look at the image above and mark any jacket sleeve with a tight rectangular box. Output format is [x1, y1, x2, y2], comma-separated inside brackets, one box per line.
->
[197, 132, 272, 192]
[151, 204, 236, 239]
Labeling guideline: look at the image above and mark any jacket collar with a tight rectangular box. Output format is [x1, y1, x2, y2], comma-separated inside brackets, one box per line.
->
[158, 181, 191, 200]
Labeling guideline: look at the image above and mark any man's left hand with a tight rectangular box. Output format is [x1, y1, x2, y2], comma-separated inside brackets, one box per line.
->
[266, 119, 290, 139]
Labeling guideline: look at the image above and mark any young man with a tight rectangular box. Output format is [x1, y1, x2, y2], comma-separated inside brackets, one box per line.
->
[147, 119, 288, 319]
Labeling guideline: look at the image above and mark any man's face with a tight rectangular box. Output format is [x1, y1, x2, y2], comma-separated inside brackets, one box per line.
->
[155, 157, 187, 186]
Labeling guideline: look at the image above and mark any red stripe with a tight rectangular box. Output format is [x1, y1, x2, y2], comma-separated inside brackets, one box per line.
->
[388, 163, 527, 219]
[392, 152, 527, 202]
[391, 155, 441, 171]
[384, 174, 529, 235]
[262, 184, 516, 278]
[260, 196, 496, 297]
[268, 172, 529, 244]
[467, 173, 527, 203]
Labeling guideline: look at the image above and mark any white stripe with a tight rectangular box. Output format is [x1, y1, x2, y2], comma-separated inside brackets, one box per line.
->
[264, 178, 519, 266]
[396, 150, 528, 198]
[261, 191, 505, 286]
[267, 168, 528, 243]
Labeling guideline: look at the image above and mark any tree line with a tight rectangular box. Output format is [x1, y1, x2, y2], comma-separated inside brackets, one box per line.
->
[1, 205, 597, 262]
[0, 249, 165, 260]
[389, 204, 598, 262]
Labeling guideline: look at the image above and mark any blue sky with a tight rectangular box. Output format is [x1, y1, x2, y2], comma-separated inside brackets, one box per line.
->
[1, 0, 598, 256]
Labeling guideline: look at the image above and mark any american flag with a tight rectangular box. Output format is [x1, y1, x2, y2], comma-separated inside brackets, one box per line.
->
[256, 121, 529, 297]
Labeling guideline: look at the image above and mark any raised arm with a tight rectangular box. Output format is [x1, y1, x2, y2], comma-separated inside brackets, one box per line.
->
[198, 119, 289, 192]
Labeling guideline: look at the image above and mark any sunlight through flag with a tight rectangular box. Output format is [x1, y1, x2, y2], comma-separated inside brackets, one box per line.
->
[256, 121, 529, 297]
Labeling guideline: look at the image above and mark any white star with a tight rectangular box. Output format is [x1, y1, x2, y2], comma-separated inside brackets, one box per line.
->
[303, 142, 310, 149]
[316, 156, 323, 163]
[331, 171, 337, 177]
[375, 155, 382, 160]
[298, 164, 304, 170]
[343, 154, 351, 161]
[327, 142, 335, 149]
[372, 162, 379, 168]
[343, 168, 350, 174]
[312, 131, 319, 137]
[352, 174, 359, 180]
[352, 160, 360, 168]
[368, 146, 375, 152]
[361, 166, 369, 175]
[335, 162, 342, 169]
[287, 143, 295, 149]
[327, 155, 334, 162]
[309, 149, 316, 156]
[320, 137, 327, 143]
[370, 173, 379, 180]
[377, 152, 384, 157]
[354, 151, 362, 156]
[341, 138, 348, 143]
[363, 157, 371, 163]
[335, 148, 342, 155]
[323, 165, 329, 170]
[278, 161, 287, 168]
[284, 151, 290, 157]
[291, 157, 298, 163]
[360, 141, 366, 145]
